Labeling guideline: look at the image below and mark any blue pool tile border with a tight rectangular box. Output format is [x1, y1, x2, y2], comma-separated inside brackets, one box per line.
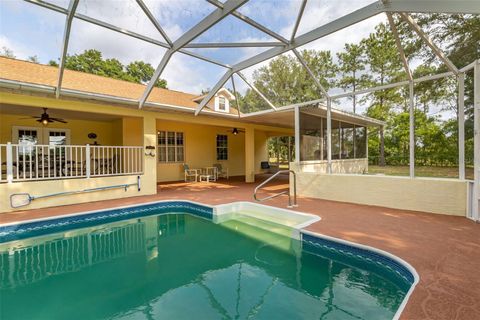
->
[0, 201, 213, 242]
[302, 232, 415, 286]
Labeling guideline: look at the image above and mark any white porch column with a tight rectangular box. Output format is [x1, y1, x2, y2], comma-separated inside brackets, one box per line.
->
[327, 98, 332, 174]
[294, 106, 300, 164]
[143, 116, 157, 194]
[458, 73, 465, 180]
[473, 60, 480, 221]
[6, 142, 13, 183]
[409, 81, 415, 178]
[245, 126, 255, 183]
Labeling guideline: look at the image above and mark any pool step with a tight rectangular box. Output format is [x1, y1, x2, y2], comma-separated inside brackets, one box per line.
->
[219, 215, 294, 251]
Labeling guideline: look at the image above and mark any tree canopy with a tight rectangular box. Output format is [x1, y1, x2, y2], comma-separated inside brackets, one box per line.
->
[48, 49, 167, 88]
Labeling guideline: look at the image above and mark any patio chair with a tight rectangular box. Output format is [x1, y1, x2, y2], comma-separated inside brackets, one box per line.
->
[183, 164, 200, 182]
[213, 163, 229, 180]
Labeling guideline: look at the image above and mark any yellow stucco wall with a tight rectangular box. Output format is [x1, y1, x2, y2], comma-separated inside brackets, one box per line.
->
[254, 130, 269, 174]
[293, 172, 468, 216]
[0, 175, 145, 212]
[156, 120, 247, 182]
[122, 117, 143, 146]
[291, 159, 368, 174]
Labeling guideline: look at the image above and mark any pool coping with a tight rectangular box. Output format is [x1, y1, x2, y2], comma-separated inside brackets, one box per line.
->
[0, 199, 419, 320]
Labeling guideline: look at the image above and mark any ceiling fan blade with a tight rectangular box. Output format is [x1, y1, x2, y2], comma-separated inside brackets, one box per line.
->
[50, 118, 68, 123]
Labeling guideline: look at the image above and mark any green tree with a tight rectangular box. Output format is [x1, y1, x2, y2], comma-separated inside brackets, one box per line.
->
[362, 23, 405, 166]
[126, 61, 167, 88]
[62, 49, 167, 88]
[336, 43, 367, 113]
[239, 49, 337, 113]
[0, 46, 15, 58]
[27, 55, 39, 63]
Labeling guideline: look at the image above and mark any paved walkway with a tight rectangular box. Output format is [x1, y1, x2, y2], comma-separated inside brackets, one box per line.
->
[1, 176, 479, 319]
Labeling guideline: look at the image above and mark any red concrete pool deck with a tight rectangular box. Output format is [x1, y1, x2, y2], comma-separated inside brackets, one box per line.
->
[1, 177, 479, 320]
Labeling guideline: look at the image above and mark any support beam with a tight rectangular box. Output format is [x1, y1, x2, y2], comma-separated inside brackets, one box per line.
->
[458, 73, 465, 180]
[292, 48, 329, 97]
[206, 0, 289, 44]
[331, 71, 455, 99]
[400, 13, 459, 75]
[409, 81, 415, 178]
[140, 0, 248, 108]
[326, 98, 332, 173]
[195, 70, 234, 115]
[383, 0, 480, 14]
[56, 0, 79, 98]
[294, 106, 300, 164]
[173, 0, 248, 50]
[178, 49, 230, 69]
[138, 49, 174, 108]
[386, 12, 412, 81]
[230, 76, 241, 118]
[135, 0, 172, 46]
[236, 72, 277, 111]
[184, 42, 284, 48]
[473, 60, 480, 221]
[290, 0, 307, 42]
[379, 126, 385, 166]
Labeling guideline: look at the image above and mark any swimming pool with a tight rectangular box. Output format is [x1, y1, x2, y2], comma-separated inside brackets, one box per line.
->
[0, 201, 417, 320]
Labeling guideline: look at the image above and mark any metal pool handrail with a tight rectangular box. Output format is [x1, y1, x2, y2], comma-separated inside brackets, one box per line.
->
[254, 170, 297, 208]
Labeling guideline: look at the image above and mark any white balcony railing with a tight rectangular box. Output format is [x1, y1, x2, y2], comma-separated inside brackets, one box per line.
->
[0, 143, 143, 183]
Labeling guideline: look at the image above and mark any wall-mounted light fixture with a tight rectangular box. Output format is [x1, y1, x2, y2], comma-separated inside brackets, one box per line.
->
[145, 145, 156, 157]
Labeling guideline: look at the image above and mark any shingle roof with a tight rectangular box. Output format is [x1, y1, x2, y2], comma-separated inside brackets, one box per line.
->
[0, 57, 239, 115]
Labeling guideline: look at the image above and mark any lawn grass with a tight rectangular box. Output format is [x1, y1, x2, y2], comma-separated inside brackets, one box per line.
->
[368, 165, 474, 180]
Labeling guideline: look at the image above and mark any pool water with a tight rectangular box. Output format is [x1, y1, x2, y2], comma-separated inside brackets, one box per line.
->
[0, 213, 409, 320]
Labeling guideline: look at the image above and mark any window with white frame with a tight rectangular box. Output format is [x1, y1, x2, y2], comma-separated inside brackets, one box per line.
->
[216, 134, 228, 161]
[158, 131, 184, 163]
[218, 96, 226, 111]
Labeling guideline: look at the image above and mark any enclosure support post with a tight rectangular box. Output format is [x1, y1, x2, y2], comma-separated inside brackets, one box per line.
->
[379, 127, 385, 167]
[473, 60, 480, 221]
[353, 125, 356, 159]
[321, 118, 324, 160]
[409, 81, 415, 178]
[327, 98, 332, 174]
[288, 136, 292, 168]
[294, 106, 300, 164]
[339, 121, 342, 160]
[6, 142, 13, 183]
[458, 73, 465, 180]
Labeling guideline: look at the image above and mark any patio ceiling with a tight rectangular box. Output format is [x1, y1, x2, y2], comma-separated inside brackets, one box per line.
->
[0, 103, 124, 122]
[241, 104, 384, 129]
[22, 0, 479, 116]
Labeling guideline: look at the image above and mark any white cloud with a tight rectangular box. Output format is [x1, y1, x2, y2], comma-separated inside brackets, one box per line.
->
[0, 35, 35, 60]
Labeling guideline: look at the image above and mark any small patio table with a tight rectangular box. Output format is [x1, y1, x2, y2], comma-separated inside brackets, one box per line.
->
[202, 167, 217, 181]
[199, 174, 214, 182]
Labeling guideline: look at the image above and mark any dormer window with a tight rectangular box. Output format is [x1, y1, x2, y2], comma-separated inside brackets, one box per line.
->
[218, 97, 226, 111]
[214, 93, 230, 113]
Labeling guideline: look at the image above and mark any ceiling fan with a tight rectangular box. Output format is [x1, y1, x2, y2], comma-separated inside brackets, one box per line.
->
[226, 128, 245, 135]
[20, 108, 67, 126]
